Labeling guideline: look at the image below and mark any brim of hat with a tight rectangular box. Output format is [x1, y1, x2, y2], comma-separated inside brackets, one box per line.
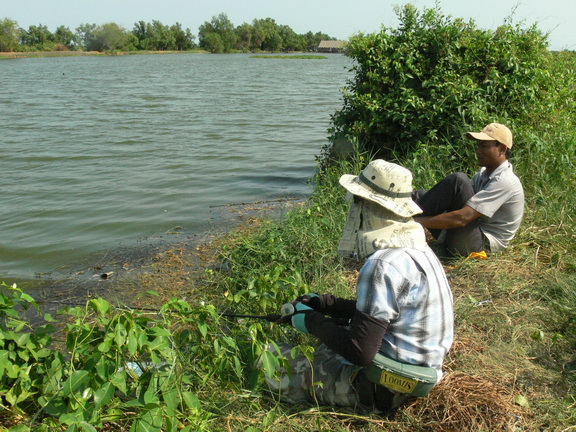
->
[339, 174, 423, 218]
[466, 131, 494, 141]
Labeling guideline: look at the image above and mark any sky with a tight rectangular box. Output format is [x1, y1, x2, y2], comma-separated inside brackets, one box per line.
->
[1, 0, 575, 51]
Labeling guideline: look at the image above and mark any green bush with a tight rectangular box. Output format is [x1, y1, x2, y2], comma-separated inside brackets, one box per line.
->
[331, 4, 549, 162]
[0, 283, 273, 431]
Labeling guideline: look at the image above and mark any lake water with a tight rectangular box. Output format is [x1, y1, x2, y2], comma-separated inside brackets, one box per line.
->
[0, 53, 352, 282]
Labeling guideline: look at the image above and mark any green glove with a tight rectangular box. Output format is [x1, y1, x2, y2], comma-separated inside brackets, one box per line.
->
[291, 302, 313, 334]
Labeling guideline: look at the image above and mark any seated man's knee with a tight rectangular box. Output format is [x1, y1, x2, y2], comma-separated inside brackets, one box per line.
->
[445, 172, 470, 186]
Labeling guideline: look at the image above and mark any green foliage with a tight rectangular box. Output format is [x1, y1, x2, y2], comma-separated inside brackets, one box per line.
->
[53, 26, 78, 51]
[18, 24, 56, 51]
[197, 13, 335, 53]
[514, 52, 576, 214]
[2, 15, 335, 54]
[0, 282, 281, 430]
[17, 24, 78, 52]
[74, 23, 97, 51]
[251, 18, 283, 52]
[82, 22, 135, 52]
[198, 13, 237, 53]
[331, 4, 549, 160]
[201, 32, 225, 54]
[132, 20, 196, 51]
[0, 284, 58, 415]
[170, 23, 196, 51]
[0, 18, 20, 52]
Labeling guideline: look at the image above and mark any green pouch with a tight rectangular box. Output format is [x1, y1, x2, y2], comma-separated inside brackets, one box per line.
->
[363, 353, 439, 397]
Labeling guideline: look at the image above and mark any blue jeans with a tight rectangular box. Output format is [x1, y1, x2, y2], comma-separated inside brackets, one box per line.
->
[413, 173, 487, 257]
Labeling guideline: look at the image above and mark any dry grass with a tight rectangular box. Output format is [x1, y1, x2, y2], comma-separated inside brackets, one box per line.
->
[401, 371, 531, 431]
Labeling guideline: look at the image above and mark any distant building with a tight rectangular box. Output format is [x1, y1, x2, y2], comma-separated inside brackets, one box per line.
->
[316, 40, 348, 53]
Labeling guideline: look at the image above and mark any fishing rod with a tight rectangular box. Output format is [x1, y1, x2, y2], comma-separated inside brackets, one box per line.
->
[39, 300, 293, 319]
[219, 302, 294, 323]
[39, 300, 352, 326]
[221, 303, 352, 326]
[220, 312, 283, 322]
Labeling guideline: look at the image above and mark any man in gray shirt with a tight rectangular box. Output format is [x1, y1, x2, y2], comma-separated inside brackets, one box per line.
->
[413, 123, 524, 256]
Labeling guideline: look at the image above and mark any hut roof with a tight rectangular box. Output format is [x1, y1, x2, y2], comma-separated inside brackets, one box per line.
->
[318, 40, 347, 49]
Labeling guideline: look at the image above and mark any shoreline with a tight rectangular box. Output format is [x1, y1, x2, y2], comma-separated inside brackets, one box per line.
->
[0, 49, 323, 60]
[0, 49, 208, 60]
[15, 196, 306, 317]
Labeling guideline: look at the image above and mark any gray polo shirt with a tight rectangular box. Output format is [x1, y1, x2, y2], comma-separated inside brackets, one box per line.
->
[467, 161, 524, 252]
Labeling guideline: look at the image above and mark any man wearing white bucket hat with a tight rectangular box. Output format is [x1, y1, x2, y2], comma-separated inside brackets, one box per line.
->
[263, 160, 454, 416]
[413, 123, 524, 257]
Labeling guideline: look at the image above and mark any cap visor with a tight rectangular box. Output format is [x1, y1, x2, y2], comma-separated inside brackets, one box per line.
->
[466, 131, 494, 141]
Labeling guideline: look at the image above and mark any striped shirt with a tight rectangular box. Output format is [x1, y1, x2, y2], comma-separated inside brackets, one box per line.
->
[356, 247, 454, 371]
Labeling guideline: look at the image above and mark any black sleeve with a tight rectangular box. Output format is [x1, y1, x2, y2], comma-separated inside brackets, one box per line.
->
[318, 294, 357, 319]
[304, 309, 388, 366]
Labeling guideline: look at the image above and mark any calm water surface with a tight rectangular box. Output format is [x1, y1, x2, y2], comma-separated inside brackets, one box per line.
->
[1, 53, 352, 280]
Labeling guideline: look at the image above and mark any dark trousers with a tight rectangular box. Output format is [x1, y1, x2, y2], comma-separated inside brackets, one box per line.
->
[413, 173, 487, 257]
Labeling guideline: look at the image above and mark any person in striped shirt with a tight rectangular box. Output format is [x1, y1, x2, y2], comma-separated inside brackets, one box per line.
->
[263, 160, 454, 416]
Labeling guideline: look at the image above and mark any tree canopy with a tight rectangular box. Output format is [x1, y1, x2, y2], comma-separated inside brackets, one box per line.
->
[0, 14, 336, 53]
[0, 18, 19, 52]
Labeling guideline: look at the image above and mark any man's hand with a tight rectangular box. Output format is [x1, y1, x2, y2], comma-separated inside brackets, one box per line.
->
[291, 303, 314, 334]
[295, 293, 324, 311]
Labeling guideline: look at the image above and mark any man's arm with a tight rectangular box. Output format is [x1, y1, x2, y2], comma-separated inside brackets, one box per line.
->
[298, 293, 357, 318]
[414, 205, 482, 229]
[305, 309, 388, 366]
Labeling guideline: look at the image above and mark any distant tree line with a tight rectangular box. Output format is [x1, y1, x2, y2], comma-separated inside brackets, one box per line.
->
[0, 14, 336, 53]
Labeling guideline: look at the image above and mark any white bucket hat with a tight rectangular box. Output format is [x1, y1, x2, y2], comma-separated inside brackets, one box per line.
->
[339, 159, 423, 218]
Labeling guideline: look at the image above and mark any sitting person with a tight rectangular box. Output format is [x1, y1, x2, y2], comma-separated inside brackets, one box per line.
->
[262, 160, 454, 416]
[413, 123, 524, 257]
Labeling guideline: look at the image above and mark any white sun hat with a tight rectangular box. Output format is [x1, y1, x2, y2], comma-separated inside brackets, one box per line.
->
[339, 159, 423, 218]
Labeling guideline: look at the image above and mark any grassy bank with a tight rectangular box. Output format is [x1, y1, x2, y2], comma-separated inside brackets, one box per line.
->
[1, 147, 574, 430]
[198, 153, 576, 431]
[250, 55, 328, 59]
[0, 49, 208, 59]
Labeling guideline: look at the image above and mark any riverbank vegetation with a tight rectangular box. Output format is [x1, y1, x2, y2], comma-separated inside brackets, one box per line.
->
[0, 13, 335, 54]
[1, 5, 575, 431]
[0, 50, 210, 60]
[250, 55, 328, 60]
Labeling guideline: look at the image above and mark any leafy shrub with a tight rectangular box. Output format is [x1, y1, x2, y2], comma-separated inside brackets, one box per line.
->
[0, 283, 274, 431]
[330, 4, 549, 162]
